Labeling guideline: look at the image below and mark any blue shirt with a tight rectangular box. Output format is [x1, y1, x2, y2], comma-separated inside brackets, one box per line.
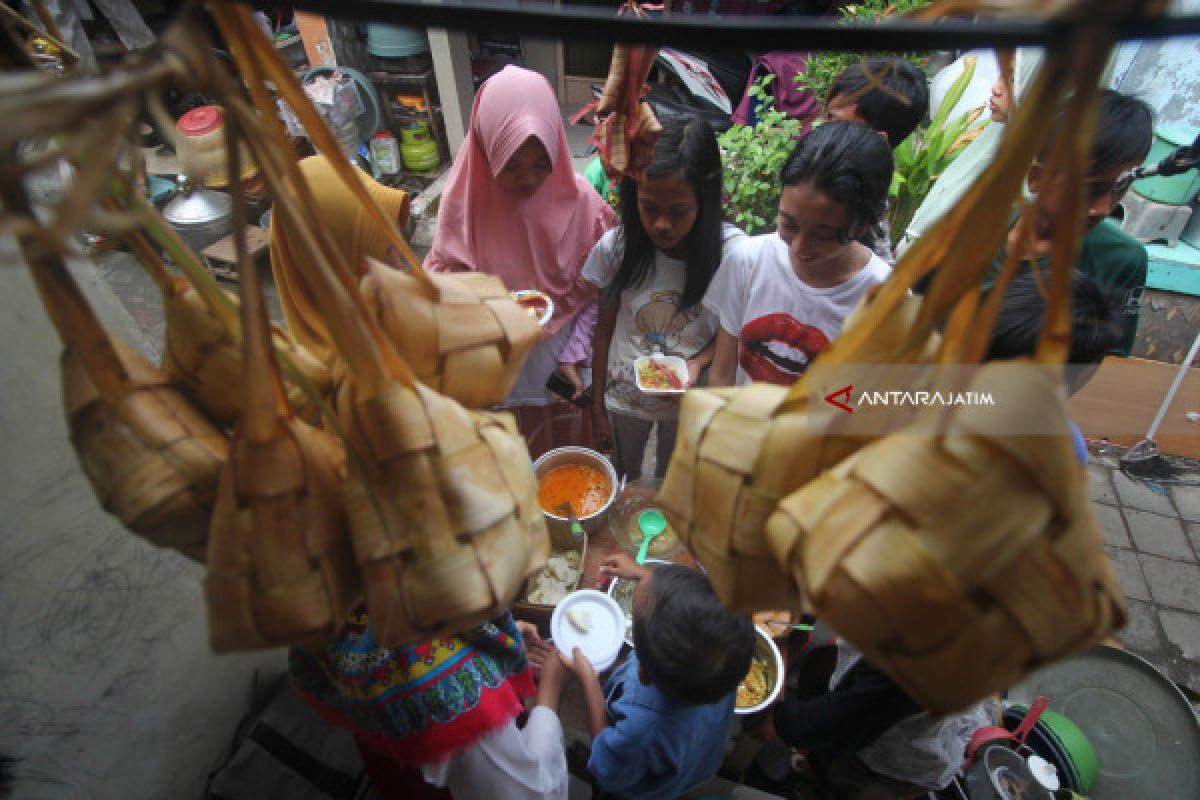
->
[588, 652, 736, 800]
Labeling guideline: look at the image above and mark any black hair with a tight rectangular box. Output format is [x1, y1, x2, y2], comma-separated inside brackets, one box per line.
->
[828, 58, 930, 147]
[986, 270, 1126, 366]
[631, 564, 756, 706]
[780, 120, 894, 240]
[610, 115, 724, 311]
[1039, 89, 1154, 175]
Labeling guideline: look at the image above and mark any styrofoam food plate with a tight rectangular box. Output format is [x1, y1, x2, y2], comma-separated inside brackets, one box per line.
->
[634, 354, 688, 395]
[550, 589, 624, 672]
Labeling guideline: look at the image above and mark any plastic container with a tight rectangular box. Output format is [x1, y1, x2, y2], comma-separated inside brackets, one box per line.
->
[401, 120, 440, 175]
[1132, 123, 1200, 206]
[634, 353, 688, 395]
[366, 24, 429, 58]
[551, 589, 624, 672]
[369, 130, 400, 175]
[175, 106, 254, 188]
[1038, 710, 1099, 794]
[609, 479, 685, 560]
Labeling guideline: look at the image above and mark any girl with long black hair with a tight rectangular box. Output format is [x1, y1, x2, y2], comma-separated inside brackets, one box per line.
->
[584, 114, 741, 480]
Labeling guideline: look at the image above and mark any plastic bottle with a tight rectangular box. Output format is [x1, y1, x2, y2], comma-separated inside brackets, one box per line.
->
[370, 130, 400, 175]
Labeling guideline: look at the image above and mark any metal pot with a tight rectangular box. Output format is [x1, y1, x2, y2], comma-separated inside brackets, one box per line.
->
[162, 175, 232, 253]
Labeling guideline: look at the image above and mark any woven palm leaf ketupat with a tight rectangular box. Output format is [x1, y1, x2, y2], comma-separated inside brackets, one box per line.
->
[161, 280, 334, 427]
[0, 177, 228, 563]
[337, 380, 550, 646]
[658, 292, 936, 611]
[766, 364, 1124, 714]
[359, 260, 542, 409]
[215, 4, 541, 410]
[204, 116, 361, 652]
[660, 0, 1146, 645]
[62, 340, 227, 562]
[761, 5, 1140, 713]
[213, 2, 549, 647]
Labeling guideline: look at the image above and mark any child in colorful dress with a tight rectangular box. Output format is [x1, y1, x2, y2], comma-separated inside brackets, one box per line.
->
[585, 115, 742, 479]
[706, 121, 894, 386]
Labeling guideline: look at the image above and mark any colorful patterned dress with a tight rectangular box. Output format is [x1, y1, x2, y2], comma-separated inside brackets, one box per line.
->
[290, 611, 536, 767]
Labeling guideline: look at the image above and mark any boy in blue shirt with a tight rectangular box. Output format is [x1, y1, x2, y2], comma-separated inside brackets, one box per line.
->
[566, 556, 756, 800]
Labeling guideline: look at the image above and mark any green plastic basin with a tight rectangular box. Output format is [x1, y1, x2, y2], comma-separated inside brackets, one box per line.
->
[1040, 709, 1100, 794]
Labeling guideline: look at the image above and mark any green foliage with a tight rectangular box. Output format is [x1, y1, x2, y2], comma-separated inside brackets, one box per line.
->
[887, 57, 986, 246]
[718, 76, 801, 234]
[796, 0, 935, 104]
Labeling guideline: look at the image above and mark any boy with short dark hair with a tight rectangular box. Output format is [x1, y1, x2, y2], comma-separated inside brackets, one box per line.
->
[824, 57, 930, 264]
[985, 88, 1154, 356]
[826, 57, 930, 148]
[573, 556, 756, 800]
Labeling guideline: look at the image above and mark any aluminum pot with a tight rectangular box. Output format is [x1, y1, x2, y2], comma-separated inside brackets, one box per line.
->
[533, 446, 618, 550]
[162, 176, 232, 253]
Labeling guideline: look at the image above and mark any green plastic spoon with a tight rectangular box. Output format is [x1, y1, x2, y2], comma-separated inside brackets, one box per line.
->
[635, 510, 667, 564]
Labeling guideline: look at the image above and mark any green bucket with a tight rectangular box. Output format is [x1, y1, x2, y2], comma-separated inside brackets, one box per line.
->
[1132, 123, 1200, 206]
[1040, 709, 1100, 795]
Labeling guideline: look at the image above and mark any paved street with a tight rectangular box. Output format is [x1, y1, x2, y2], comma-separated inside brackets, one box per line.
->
[1089, 446, 1200, 695]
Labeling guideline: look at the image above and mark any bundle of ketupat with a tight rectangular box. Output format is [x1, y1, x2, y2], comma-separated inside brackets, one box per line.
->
[239, 15, 543, 411]
[659, 0, 1143, 712]
[204, 116, 361, 653]
[0, 1, 549, 653]
[213, 2, 549, 647]
[657, 291, 936, 611]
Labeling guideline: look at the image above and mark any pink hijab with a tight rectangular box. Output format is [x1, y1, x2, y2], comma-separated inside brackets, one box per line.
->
[424, 66, 617, 334]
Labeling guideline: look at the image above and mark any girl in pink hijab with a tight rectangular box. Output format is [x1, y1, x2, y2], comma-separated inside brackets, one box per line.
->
[425, 65, 616, 455]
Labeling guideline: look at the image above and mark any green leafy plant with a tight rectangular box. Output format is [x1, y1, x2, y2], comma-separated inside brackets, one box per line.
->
[718, 76, 801, 234]
[888, 56, 987, 246]
[796, 0, 935, 104]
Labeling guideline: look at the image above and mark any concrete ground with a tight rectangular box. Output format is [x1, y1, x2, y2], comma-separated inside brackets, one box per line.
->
[1088, 445, 1200, 695]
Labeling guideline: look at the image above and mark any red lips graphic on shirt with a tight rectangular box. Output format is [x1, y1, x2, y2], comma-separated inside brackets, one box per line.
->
[739, 313, 830, 385]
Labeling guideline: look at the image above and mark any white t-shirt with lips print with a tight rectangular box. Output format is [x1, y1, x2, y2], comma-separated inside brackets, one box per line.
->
[583, 225, 742, 421]
[704, 232, 891, 386]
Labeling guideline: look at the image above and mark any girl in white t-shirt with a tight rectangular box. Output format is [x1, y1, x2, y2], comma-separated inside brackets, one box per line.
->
[706, 121, 894, 386]
[584, 115, 741, 480]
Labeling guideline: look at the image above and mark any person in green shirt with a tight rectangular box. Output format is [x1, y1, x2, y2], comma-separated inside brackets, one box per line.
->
[986, 89, 1153, 356]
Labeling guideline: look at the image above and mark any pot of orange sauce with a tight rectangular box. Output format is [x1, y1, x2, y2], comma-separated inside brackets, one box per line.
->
[534, 447, 618, 550]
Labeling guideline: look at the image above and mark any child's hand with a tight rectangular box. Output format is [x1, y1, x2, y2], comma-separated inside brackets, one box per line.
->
[558, 362, 584, 400]
[563, 646, 598, 686]
[685, 357, 705, 388]
[515, 619, 543, 650]
[526, 638, 557, 672]
[591, 405, 613, 453]
[536, 643, 571, 687]
[599, 553, 650, 581]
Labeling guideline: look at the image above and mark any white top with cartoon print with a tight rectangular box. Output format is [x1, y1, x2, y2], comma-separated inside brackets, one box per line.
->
[582, 224, 742, 421]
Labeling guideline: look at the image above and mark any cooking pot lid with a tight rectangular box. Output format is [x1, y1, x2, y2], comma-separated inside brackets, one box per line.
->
[164, 184, 231, 225]
[1007, 645, 1200, 800]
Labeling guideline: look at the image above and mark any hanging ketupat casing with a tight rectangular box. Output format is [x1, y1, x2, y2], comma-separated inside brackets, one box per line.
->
[657, 291, 934, 611]
[212, 1, 549, 647]
[337, 378, 550, 646]
[359, 260, 542, 409]
[203, 116, 361, 652]
[62, 333, 228, 563]
[765, 362, 1125, 714]
[162, 279, 334, 427]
